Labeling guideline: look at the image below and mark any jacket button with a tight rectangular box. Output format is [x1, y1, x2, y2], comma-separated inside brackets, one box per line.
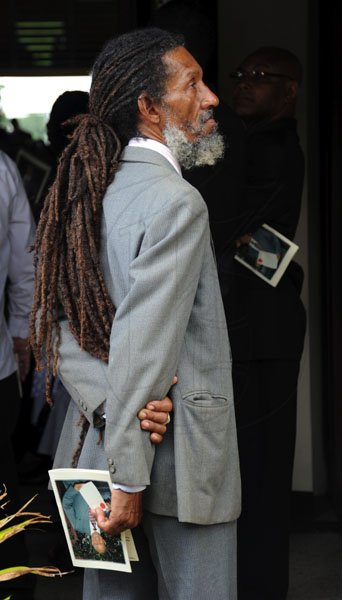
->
[110, 466, 116, 474]
[108, 458, 113, 465]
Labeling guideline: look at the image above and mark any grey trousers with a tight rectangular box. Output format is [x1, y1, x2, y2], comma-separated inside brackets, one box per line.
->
[83, 513, 237, 600]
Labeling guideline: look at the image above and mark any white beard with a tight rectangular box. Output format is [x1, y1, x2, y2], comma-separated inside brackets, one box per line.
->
[163, 113, 225, 170]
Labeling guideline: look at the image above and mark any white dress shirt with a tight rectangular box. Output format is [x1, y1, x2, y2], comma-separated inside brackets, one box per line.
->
[128, 137, 182, 176]
[0, 151, 35, 380]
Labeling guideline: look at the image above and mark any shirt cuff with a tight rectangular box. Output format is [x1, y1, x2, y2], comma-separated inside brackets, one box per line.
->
[112, 483, 146, 493]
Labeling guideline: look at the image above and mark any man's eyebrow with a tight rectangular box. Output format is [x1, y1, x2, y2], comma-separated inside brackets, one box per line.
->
[250, 62, 273, 70]
[183, 67, 203, 80]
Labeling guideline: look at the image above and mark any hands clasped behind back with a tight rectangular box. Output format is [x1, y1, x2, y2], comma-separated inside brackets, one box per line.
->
[138, 375, 176, 444]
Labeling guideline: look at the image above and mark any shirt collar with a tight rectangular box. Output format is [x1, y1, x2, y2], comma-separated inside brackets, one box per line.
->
[128, 137, 182, 177]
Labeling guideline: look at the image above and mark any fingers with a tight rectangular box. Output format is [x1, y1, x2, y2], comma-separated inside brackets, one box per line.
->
[236, 233, 252, 247]
[137, 375, 176, 444]
[142, 375, 177, 414]
[145, 397, 173, 413]
[138, 406, 170, 442]
[144, 376, 177, 412]
[95, 490, 142, 535]
[138, 404, 171, 424]
[149, 432, 164, 445]
[140, 418, 167, 438]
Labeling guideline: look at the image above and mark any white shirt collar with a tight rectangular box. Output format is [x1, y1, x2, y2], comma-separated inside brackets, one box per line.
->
[128, 137, 182, 177]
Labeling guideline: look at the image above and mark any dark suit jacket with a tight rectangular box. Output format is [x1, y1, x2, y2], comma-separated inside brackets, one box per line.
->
[185, 114, 306, 361]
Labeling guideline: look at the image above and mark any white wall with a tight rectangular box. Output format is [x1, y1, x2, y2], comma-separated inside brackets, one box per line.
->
[217, 0, 315, 492]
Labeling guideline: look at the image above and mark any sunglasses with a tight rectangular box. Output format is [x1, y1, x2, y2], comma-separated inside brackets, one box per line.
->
[230, 69, 293, 83]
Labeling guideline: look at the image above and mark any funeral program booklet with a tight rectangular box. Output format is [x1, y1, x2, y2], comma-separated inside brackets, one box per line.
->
[234, 223, 299, 287]
[49, 468, 139, 572]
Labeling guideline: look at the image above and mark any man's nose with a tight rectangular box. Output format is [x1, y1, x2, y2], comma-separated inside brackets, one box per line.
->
[235, 78, 253, 91]
[201, 84, 219, 108]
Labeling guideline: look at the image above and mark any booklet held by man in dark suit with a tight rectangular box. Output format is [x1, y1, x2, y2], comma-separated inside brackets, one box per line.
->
[234, 223, 299, 287]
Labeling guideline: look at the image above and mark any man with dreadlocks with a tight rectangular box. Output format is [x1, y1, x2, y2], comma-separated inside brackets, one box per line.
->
[31, 27, 240, 599]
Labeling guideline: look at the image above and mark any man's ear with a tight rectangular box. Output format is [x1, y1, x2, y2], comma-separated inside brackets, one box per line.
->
[284, 80, 299, 103]
[137, 94, 161, 124]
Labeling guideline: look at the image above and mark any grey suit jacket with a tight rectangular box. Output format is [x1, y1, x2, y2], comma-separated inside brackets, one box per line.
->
[54, 146, 241, 525]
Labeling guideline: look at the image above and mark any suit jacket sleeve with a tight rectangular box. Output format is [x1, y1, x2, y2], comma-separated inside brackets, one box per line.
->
[103, 188, 209, 486]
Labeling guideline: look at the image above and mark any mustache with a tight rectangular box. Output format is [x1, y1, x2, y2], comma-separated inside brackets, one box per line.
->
[199, 109, 215, 126]
[186, 109, 217, 135]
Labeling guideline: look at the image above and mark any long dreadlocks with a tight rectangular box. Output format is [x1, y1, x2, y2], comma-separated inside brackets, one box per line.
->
[30, 28, 184, 401]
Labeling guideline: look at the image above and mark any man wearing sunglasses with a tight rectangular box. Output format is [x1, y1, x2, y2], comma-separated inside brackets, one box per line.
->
[185, 45, 305, 600]
[230, 49, 301, 124]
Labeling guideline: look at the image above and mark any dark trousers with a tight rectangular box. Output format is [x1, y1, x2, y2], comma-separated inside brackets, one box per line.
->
[233, 359, 300, 600]
[0, 371, 35, 599]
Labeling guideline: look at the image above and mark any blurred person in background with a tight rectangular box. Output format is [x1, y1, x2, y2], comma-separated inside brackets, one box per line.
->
[0, 149, 36, 599]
